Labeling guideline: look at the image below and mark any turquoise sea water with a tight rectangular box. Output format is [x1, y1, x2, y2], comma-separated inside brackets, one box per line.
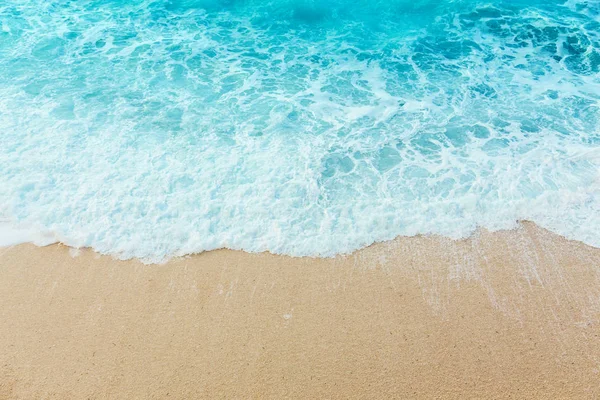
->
[0, 0, 599, 261]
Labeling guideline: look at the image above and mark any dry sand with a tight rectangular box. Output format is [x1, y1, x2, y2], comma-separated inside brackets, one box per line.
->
[1, 221, 600, 399]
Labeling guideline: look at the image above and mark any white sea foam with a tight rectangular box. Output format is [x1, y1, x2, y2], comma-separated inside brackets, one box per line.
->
[0, 0, 599, 262]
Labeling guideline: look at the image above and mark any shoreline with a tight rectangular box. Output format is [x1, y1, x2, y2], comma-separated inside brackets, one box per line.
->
[1, 221, 600, 398]
[1, 218, 598, 264]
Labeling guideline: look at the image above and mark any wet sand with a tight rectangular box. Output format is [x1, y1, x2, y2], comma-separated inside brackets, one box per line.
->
[1, 221, 599, 399]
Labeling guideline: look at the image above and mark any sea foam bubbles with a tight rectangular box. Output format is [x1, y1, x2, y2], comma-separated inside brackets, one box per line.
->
[0, 0, 599, 261]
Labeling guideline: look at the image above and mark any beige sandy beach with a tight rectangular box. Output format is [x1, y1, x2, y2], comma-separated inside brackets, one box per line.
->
[1, 221, 599, 399]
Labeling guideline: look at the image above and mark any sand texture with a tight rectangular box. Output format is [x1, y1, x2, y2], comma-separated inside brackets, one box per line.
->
[1, 222, 600, 399]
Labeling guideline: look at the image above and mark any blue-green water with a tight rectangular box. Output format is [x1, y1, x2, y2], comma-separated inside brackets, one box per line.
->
[0, 0, 599, 260]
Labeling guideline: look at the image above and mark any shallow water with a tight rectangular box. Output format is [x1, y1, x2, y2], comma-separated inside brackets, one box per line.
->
[0, 0, 599, 261]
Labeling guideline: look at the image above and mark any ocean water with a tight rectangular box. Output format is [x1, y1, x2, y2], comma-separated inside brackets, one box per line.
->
[0, 0, 599, 261]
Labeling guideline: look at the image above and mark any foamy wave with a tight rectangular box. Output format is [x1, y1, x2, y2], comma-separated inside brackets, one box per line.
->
[0, 0, 599, 261]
